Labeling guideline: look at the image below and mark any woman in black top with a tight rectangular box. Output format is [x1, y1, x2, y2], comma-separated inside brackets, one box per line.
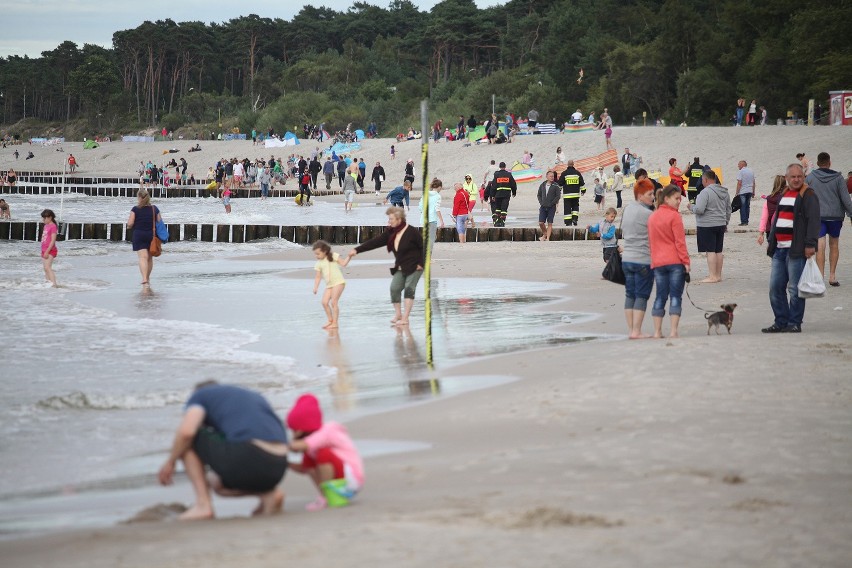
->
[127, 189, 163, 286]
[403, 160, 415, 185]
[346, 207, 424, 326]
[371, 162, 386, 194]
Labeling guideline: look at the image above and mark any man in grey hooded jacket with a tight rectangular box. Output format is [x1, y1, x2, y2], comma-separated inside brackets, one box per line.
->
[689, 170, 731, 283]
[805, 152, 852, 287]
[537, 170, 561, 241]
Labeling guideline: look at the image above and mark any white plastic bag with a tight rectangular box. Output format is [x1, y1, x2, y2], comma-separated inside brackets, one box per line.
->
[798, 257, 826, 299]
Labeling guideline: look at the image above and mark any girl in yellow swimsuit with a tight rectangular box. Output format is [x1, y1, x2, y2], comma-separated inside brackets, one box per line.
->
[312, 240, 348, 329]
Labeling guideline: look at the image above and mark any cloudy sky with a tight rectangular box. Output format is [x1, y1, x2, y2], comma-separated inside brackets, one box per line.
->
[1, 0, 504, 58]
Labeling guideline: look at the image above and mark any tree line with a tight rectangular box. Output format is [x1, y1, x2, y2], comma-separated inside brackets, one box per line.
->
[0, 0, 847, 136]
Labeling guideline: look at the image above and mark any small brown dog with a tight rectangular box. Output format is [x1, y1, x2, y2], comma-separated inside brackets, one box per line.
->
[705, 303, 737, 335]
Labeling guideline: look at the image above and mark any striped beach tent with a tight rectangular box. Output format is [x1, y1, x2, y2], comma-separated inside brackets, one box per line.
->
[510, 162, 543, 184]
[551, 149, 619, 174]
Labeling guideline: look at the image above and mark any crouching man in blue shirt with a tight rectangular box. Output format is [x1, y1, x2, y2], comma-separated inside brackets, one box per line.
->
[158, 381, 289, 520]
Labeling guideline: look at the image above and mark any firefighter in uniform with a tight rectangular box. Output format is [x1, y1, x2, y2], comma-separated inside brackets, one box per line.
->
[685, 156, 704, 204]
[490, 162, 517, 227]
[558, 159, 584, 226]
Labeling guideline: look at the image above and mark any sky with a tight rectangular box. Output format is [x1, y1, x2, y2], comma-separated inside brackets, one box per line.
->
[0, 0, 505, 58]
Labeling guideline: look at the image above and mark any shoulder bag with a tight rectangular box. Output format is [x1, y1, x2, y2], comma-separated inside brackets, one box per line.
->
[149, 206, 162, 257]
[155, 206, 170, 242]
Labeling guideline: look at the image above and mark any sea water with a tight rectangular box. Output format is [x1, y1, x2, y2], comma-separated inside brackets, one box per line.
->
[0, 236, 603, 536]
[1, 192, 445, 227]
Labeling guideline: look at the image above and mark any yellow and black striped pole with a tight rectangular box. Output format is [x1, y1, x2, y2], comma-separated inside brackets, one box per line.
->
[420, 100, 433, 366]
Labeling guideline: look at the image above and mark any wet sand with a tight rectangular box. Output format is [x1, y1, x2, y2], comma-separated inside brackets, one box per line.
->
[3, 231, 852, 567]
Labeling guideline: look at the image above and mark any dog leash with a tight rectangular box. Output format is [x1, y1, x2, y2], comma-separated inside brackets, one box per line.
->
[683, 280, 715, 313]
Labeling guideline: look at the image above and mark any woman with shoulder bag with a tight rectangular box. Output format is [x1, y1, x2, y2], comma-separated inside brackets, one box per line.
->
[127, 189, 163, 287]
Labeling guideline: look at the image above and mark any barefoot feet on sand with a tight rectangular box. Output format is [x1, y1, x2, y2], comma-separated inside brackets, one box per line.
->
[178, 504, 214, 521]
[252, 489, 284, 517]
[699, 277, 721, 283]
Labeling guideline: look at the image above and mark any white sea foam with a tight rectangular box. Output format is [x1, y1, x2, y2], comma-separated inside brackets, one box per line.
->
[36, 390, 187, 411]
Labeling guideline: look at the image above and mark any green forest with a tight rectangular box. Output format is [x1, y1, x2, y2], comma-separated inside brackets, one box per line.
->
[0, 0, 848, 138]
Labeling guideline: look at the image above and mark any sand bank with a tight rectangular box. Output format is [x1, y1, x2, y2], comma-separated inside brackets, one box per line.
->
[4, 126, 850, 191]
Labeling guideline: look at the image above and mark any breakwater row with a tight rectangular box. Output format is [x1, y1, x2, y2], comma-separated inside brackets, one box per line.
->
[2, 183, 334, 199]
[0, 221, 655, 245]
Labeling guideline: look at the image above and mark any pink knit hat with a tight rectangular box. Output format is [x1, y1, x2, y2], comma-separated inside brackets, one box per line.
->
[287, 394, 323, 432]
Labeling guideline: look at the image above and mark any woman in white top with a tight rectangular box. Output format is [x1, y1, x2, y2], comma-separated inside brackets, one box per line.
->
[747, 100, 757, 125]
[611, 165, 624, 208]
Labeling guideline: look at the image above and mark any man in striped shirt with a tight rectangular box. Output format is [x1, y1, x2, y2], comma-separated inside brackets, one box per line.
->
[762, 163, 821, 333]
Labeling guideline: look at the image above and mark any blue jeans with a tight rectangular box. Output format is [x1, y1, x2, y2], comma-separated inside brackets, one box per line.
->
[739, 193, 751, 224]
[652, 264, 685, 317]
[769, 248, 807, 327]
[623, 262, 654, 311]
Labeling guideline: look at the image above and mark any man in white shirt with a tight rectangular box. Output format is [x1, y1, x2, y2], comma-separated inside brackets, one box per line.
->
[570, 109, 583, 124]
[232, 160, 244, 188]
[735, 160, 755, 226]
[482, 159, 497, 185]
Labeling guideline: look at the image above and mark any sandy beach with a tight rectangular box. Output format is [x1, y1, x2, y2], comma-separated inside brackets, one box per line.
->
[2, 126, 852, 567]
[5, 126, 850, 191]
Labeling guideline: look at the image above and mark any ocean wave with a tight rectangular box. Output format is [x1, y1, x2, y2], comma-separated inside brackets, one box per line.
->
[0, 275, 110, 292]
[0, 241, 118, 260]
[157, 238, 303, 254]
[0, 277, 56, 291]
[55, 244, 116, 257]
[36, 390, 186, 411]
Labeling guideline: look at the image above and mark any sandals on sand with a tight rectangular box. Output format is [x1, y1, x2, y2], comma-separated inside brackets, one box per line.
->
[829, 281, 840, 287]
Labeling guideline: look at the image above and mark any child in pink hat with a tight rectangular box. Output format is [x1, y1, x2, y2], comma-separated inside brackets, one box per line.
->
[286, 394, 364, 511]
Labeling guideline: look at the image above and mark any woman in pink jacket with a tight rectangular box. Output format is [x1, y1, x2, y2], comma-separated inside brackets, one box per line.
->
[648, 185, 691, 338]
